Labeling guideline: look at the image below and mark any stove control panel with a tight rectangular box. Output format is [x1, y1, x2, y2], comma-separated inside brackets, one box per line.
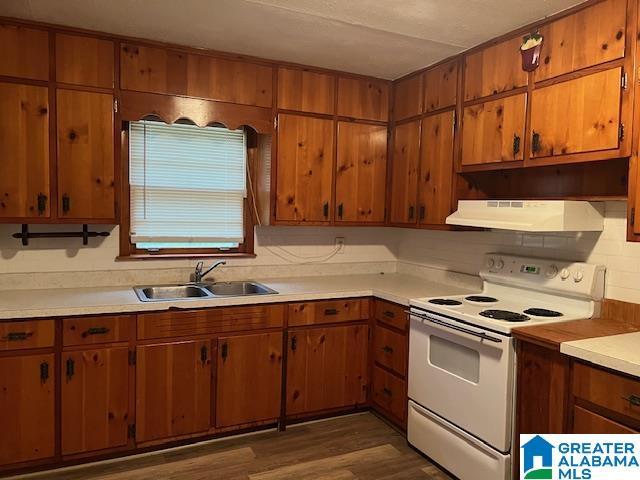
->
[482, 254, 605, 299]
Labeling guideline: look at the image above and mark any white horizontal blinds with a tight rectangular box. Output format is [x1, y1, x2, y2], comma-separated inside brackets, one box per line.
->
[129, 121, 247, 248]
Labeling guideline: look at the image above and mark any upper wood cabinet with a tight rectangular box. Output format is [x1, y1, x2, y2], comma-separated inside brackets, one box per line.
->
[56, 89, 115, 220]
[0, 353, 55, 466]
[530, 67, 623, 159]
[277, 67, 335, 114]
[461, 93, 527, 167]
[393, 74, 423, 121]
[418, 111, 455, 225]
[424, 59, 458, 113]
[389, 120, 420, 224]
[0, 82, 50, 219]
[335, 122, 387, 223]
[120, 43, 273, 107]
[0, 23, 49, 81]
[56, 33, 115, 88]
[337, 77, 389, 121]
[464, 36, 528, 101]
[215, 332, 283, 428]
[534, 0, 627, 82]
[275, 114, 334, 222]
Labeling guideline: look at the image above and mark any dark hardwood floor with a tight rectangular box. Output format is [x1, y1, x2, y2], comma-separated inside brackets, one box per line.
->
[10, 413, 451, 480]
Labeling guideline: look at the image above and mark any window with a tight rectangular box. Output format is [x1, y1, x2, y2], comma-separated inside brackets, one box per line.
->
[126, 120, 253, 256]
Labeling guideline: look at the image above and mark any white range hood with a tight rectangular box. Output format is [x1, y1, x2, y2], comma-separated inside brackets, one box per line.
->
[445, 200, 604, 232]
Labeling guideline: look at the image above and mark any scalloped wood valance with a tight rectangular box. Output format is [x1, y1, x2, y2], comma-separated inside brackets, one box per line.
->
[119, 91, 273, 134]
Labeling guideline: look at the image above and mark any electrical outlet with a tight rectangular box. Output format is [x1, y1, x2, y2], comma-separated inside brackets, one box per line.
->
[335, 237, 345, 254]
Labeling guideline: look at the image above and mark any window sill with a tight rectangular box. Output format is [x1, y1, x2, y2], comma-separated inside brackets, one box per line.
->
[116, 253, 257, 261]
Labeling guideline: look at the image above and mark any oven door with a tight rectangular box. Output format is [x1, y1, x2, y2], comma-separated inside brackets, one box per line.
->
[408, 308, 514, 452]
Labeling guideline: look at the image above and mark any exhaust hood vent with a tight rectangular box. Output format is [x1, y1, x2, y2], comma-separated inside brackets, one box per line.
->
[445, 200, 604, 232]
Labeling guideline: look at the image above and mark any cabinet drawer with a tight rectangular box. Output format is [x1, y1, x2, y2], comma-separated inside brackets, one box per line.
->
[573, 362, 640, 424]
[373, 325, 408, 376]
[63, 315, 133, 346]
[0, 320, 54, 351]
[288, 299, 368, 327]
[138, 304, 284, 340]
[374, 300, 407, 331]
[372, 365, 407, 423]
[572, 405, 637, 434]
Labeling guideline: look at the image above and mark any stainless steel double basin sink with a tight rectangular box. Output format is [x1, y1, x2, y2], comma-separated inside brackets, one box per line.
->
[134, 281, 278, 302]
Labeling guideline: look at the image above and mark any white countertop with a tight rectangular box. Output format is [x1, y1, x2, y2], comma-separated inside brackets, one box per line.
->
[0, 273, 474, 320]
[561, 332, 640, 378]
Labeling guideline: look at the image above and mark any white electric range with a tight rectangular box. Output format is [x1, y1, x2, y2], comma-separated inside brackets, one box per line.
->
[407, 254, 605, 480]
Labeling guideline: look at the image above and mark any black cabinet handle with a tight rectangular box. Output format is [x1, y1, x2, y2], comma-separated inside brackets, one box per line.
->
[324, 308, 338, 316]
[382, 345, 394, 354]
[200, 345, 208, 363]
[221, 343, 228, 361]
[83, 327, 110, 337]
[419, 205, 425, 221]
[531, 131, 541, 154]
[622, 395, 640, 407]
[4, 332, 31, 341]
[40, 361, 49, 383]
[408, 206, 415, 220]
[383, 387, 392, 397]
[338, 203, 343, 219]
[513, 134, 521, 156]
[323, 202, 329, 219]
[383, 310, 395, 319]
[62, 194, 71, 214]
[37, 193, 47, 215]
[291, 335, 297, 351]
[66, 358, 75, 379]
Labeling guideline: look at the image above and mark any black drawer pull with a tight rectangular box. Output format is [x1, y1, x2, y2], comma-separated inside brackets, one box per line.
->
[408, 206, 415, 220]
[382, 345, 394, 354]
[324, 308, 338, 316]
[622, 395, 640, 407]
[338, 203, 343, 219]
[531, 131, 541, 154]
[66, 358, 75, 379]
[83, 327, 110, 337]
[62, 194, 71, 214]
[291, 335, 297, 351]
[37, 193, 47, 214]
[323, 202, 329, 219]
[383, 387, 392, 397]
[4, 332, 32, 341]
[221, 343, 229, 360]
[383, 310, 395, 319]
[200, 345, 208, 363]
[513, 134, 521, 156]
[419, 205, 425, 221]
[40, 361, 49, 383]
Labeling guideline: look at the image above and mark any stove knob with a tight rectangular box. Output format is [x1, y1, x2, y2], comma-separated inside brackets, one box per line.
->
[560, 268, 570, 280]
[494, 259, 505, 270]
[573, 270, 584, 283]
[545, 265, 559, 279]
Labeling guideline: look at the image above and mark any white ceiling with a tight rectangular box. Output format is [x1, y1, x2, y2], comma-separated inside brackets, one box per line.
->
[1, 0, 584, 79]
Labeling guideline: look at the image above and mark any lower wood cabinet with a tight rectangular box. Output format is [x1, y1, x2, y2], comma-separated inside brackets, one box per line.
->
[61, 347, 130, 455]
[215, 332, 283, 428]
[286, 324, 369, 416]
[0, 353, 55, 465]
[135, 340, 212, 443]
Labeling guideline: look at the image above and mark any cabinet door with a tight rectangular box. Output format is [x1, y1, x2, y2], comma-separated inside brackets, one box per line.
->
[530, 67, 622, 159]
[57, 89, 115, 220]
[0, 24, 49, 80]
[275, 114, 334, 222]
[464, 36, 528, 101]
[0, 354, 55, 465]
[337, 77, 389, 121]
[335, 122, 387, 223]
[286, 325, 369, 416]
[277, 67, 335, 115]
[136, 340, 211, 443]
[389, 120, 420, 224]
[56, 33, 115, 88]
[0, 83, 50, 219]
[394, 74, 423, 121]
[418, 111, 455, 225]
[216, 332, 282, 428]
[424, 59, 458, 113]
[62, 347, 129, 455]
[534, 0, 627, 82]
[461, 93, 527, 166]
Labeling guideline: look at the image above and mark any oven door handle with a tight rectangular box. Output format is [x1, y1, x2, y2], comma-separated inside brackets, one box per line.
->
[408, 311, 503, 343]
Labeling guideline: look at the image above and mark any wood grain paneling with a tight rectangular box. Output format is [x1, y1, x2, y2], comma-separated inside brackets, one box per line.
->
[461, 93, 527, 166]
[56, 89, 115, 220]
[374, 300, 407, 332]
[372, 365, 407, 423]
[120, 44, 188, 95]
[277, 68, 335, 114]
[0, 23, 49, 81]
[424, 60, 458, 113]
[62, 315, 133, 346]
[335, 122, 387, 223]
[288, 299, 367, 327]
[216, 332, 282, 428]
[464, 36, 528, 101]
[61, 347, 129, 455]
[393, 74, 422, 121]
[286, 325, 369, 416]
[534, 0, 627, 82]
[0, 82, 50, 219]
[373, 325, 407, 377]
[136, 340, 211, 443]
[56, 33, 115, 88]
[572, 405, 637, 434]
[0, 354, 55, 465]
[418, 110, 455, 225]
[388, 120, 420, 224]
[337, 77, 389, 121]
[530, 67, 622, 159]
[0, 320, 54, 351]
[275, 114, 334, 222]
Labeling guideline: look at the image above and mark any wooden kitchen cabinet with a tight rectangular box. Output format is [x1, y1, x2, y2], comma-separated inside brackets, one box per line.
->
[529, 67, 623, 160]
[424, 59, 458, 113]
[393, 74, 423, 121]
[61, 347, 130, 455]
[461, 93, 527, 167]
[215, 332, 283, 428]
[0, 82, 50, 220]
[57, 89, 115, 221]
[335, 122, 387, 223]
[275, 114, 334, 222]
[388, 120, 420, 224]
[0, 23, 49, 81]
[464, 36, 528, 101]
[286, 324, 369, 416]
[0, 354, 55, 466]
[337, 76, 389, 121]
[277, 67, 335, 115]
[56, 33, 115, 88]
[418, 111, 455, 225]
[136, 340, 212, 443]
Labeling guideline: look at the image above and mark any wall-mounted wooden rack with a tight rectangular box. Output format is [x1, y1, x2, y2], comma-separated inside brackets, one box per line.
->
[12, 224, 110, 246]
